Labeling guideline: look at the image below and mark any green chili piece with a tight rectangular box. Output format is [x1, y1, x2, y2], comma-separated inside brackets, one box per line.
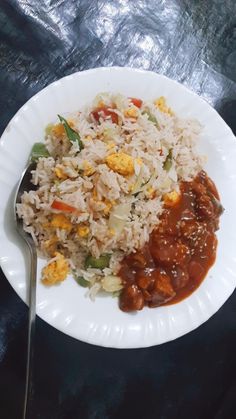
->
[143, 110, 159, 127]
[163, 149, 172, 171]
[30, 142, 50, 161]
[58, 115, 84, 151]
[85, 254, 111, 270]
[75, 276, 90, 288]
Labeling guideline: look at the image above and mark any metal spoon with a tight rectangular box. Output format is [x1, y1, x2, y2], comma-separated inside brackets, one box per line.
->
[14, 160, 37, 419]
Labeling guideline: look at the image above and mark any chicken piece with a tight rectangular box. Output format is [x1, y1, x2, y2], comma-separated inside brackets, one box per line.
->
[148, 271, 176, 307]
[137, 274, 153, 290]
[106, 152, 134, 176]
[151, 235, 190, 266]
[163, 190, 181, 207]
[197, 194, 214, 219]
[51, 214, 72, 232]
[154, 96, 174, 116]
[171, 266, 190, 290]
[77, 225, 89, 237]
[119, 285, 144, 312]
[42, 252, 69, 285]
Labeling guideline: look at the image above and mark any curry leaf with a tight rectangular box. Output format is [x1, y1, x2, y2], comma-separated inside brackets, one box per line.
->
[58, 115, 84, 151]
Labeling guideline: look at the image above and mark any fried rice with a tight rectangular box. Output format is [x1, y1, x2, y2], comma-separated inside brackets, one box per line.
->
[16, 93, 204, 297]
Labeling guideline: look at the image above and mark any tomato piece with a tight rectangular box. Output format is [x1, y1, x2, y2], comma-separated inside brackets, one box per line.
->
[51, 200, 77, 213]
[91, 107, 118, 124]
[129, 97, 143, 108]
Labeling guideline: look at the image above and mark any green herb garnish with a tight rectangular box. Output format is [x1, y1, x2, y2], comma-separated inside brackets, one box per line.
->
[58, 115, 84, 151]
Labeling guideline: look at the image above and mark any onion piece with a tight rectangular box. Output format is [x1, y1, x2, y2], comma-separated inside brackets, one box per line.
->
[101, 275, 123, 292]
[132, 166, 144, 195]
[108, 202, 132, 234]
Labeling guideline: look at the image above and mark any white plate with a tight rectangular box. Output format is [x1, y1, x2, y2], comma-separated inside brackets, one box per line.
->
[0, 67, 236, 348]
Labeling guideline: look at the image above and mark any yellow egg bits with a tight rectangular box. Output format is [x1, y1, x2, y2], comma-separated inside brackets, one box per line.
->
[105, 152, 135, 176]
[154, 96, 174, 116]
[42, 252, 69, 285]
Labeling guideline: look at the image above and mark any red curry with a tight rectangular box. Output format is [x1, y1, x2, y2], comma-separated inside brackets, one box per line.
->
[119, 171, 223, 312]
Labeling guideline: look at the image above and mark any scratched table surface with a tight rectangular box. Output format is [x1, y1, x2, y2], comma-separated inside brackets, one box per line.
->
[0, 1, 236, 418]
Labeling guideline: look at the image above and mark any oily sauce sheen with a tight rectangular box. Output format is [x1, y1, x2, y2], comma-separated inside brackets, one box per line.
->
[119, 171, 223, 312]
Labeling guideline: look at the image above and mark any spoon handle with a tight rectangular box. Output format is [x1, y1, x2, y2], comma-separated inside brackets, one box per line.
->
[23, 242, 37, 419]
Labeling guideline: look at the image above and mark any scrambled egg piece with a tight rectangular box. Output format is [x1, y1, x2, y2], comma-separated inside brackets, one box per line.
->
[51, 123, 65, 137]
[106, 152, 134, 176]
[135, 158, 143, 166]
[146, 186, 155, 199]
[43, 236, 58, 256]
[51, 214, 72, 231]
[97, 100, 105, 108]
[51, 120, 74, 137]
[54, 166, 67, 180]
[124, 107, 138, 118]
[83, 161, 95, 176]
[84, 135, 92, 141]
[77, 225, 89, 237]
[163, 190, 180, 207]
[42, 252, 69, 285]
[155, 96, 174, 116]
[106, 142, 116, 150]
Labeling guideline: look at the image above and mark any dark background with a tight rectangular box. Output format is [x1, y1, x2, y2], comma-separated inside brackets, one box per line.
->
[0, 1, 236, 418]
